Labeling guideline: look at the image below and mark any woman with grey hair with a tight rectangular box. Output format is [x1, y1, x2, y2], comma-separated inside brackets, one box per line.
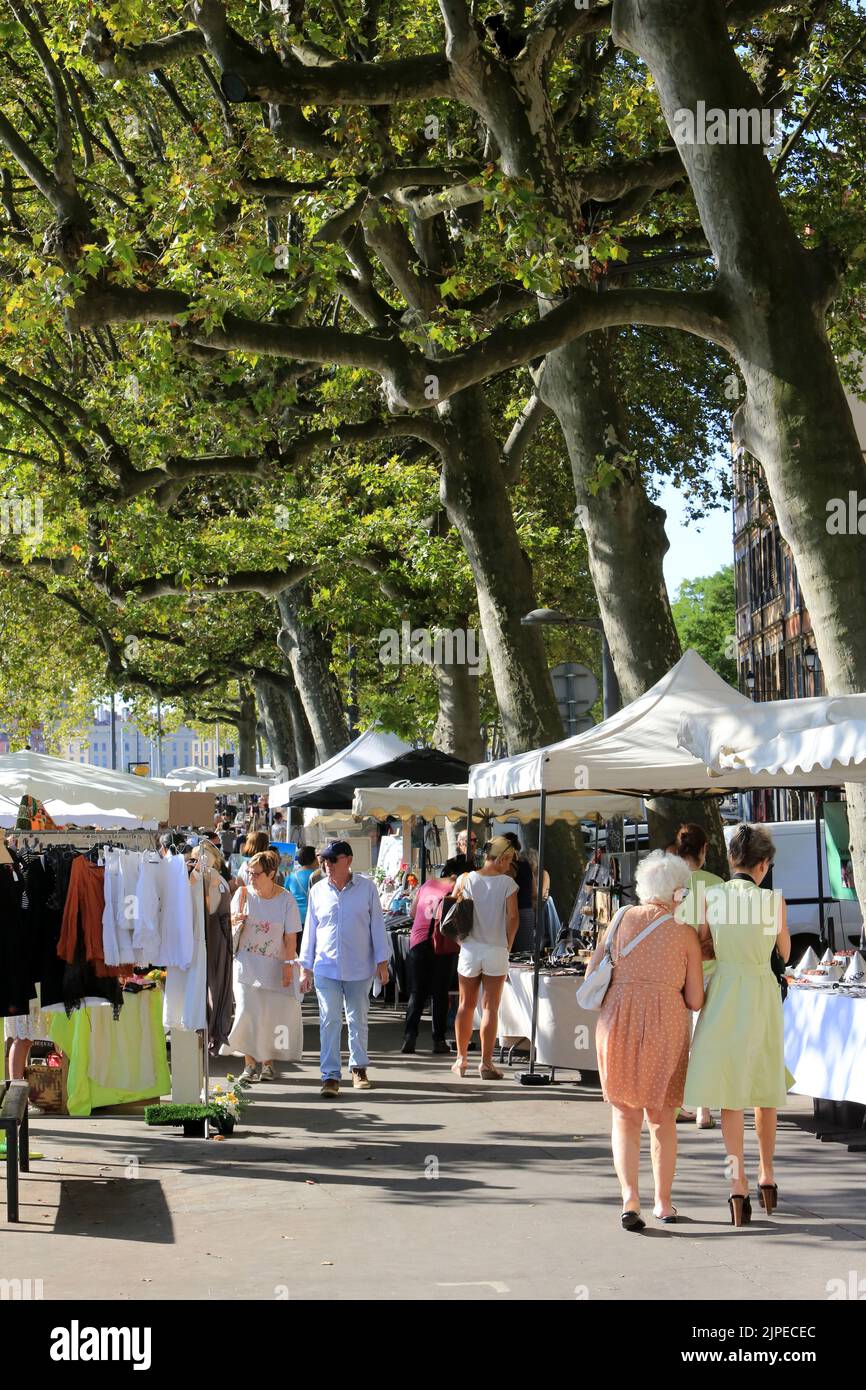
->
[684, 823, 790, 1226]
[585, 850, 704, 1230]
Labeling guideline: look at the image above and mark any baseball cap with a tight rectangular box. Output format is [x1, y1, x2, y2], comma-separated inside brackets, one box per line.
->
[319, 840, 353, 862]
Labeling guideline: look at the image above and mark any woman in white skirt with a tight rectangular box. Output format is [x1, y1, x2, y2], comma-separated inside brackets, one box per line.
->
[221, 850, 302, 1082]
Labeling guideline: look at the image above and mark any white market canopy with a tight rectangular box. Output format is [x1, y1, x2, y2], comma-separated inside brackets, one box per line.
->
[468, 649, 866, 801]
[164, 765, 212, 784]
[199, 776, 275, 794]
[269, 727, 411, 809]
[678, 688, 866, 782]
[351, 785, 642, 824]
[0, 751, 171, 822]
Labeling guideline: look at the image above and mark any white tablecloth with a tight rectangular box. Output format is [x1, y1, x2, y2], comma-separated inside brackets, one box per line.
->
[784, 989, 866, 1104]
[496, 966, 597, 1070]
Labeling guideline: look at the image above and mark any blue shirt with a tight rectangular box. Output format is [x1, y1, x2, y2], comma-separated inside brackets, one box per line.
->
[300, 873, 390, 982]
[287, 867, 313, 924]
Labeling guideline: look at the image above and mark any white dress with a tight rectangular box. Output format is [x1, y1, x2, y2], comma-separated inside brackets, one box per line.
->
[163, 867, 207, 1032]
[220, 887, 303, 1063]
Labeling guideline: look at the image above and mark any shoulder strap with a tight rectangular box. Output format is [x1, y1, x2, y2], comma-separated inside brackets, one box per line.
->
[615, 911, 673, 961]
[454, 872, 470, 900]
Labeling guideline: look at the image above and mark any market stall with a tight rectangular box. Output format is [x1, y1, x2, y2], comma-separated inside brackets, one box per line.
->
[269, 726, 411, 809]
[468, 648, 866, 1083]
[46, 988, 171, 1117]
[784, 985, 866, 1107]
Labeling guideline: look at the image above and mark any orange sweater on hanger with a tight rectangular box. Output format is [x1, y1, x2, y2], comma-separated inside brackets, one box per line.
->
[57, 856, 128, 978]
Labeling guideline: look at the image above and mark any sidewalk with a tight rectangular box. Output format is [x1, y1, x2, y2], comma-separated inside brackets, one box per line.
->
[4, 1011, 864, 1301]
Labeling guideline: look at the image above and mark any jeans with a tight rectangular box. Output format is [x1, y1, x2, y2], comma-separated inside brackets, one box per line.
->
[404, 941, 455, 1042]
[314, 974, 373, 1080]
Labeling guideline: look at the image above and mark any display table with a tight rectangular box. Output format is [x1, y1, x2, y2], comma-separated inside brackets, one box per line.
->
[496, 966, 598, 1072]
[46, 989, 170, 1117]
[784, 989, 866, 1105]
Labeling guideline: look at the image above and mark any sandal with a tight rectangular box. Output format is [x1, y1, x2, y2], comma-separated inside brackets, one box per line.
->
[478, 1063, 504, 1080]
[450, 1059, 468, 1077]
[621, 1210, 645, 1233]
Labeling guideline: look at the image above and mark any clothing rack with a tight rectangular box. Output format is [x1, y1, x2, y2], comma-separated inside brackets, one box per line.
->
[10, 830, 160, 853]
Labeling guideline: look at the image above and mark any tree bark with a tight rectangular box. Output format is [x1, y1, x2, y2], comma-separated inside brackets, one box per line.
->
[437, 386, 584, 904]
[235, 685, 258, 774]
[612, 0, 866, 918]
[438, 387, 564, 754]
[540, 331, 728, 871]
[255, 674, 300, 779]
[432, 649, 485, 764]
[276, 584, 349, 762]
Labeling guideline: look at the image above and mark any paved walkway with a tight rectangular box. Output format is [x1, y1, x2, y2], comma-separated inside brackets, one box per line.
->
[4, 1011, 865, 1301]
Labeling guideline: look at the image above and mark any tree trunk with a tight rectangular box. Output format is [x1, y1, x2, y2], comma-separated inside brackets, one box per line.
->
[255, 674, 300, 780]
[540, 331, 729, 871]
[438, 387, 564, 753]
[432, 651, 485, 763]
[437, 386, 585, 904]
[277, 584, 349, 762]
[235, 686, 258, 775]
[612, 0, 866, 918]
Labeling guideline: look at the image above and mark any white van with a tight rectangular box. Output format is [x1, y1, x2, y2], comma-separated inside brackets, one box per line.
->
[724, 821, 863, 953]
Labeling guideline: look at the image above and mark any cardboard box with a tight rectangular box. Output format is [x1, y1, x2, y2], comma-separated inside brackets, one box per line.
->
[166, 791, 216, 827]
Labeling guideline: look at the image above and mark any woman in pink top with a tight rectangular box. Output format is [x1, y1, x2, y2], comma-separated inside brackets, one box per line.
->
[585, 850, 704, 1231]
[401, 872, 456, 1055]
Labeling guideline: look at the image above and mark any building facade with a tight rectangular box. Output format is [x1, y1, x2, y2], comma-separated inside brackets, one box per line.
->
[733, 381, 866, 821]
[62, 711, 237, 777]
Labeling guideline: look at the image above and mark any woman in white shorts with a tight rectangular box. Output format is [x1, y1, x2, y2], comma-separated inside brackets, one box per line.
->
[451, 836, 519, 1080]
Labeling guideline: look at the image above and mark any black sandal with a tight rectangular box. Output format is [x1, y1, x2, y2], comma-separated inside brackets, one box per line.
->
[728, 1193, 752, 1227]
[621, 1210, 646, 1232]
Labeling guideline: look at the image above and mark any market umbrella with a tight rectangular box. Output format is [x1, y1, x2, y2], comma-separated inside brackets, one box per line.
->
[288, 747, 471, 811]
[0, 751, 170, 823]
[269, 727, 411, 809]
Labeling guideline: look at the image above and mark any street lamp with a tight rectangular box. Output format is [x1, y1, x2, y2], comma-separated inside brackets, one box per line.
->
[803, 644, 818, 694]
[521, 609, 620, 719]
[744, 667, 755, 695]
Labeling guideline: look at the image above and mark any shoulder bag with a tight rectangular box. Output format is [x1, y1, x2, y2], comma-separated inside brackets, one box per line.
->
[432, 890, 460, 956]
[576, 907, 673, 1012]
[439, 873, 474, 943]
[230, 883, 249, 956]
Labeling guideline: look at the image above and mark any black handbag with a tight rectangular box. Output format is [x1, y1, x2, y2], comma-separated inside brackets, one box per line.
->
[439, 873, 474, 942]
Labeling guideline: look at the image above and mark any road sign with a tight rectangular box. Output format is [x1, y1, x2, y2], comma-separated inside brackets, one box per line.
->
[550, 663, 598, 737]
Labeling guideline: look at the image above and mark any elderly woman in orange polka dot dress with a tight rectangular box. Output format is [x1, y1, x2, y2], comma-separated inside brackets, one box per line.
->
[585, 850, 704, 1231]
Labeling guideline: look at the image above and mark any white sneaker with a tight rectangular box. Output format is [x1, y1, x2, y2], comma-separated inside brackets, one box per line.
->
[260, 1063, 276, 1081]
[240, 1065, 261, 1084]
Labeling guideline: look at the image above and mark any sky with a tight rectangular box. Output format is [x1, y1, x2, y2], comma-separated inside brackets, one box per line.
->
[658, 480, 734, 601]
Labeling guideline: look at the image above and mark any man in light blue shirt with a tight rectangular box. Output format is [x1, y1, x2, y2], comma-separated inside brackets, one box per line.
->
[299, 842, 391, 1097]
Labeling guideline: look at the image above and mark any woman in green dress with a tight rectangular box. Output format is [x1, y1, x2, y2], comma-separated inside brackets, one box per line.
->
[683, 824, 790, 1226]
[672, 823, 724, 1128]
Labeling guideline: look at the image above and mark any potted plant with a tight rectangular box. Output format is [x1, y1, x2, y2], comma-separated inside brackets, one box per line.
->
[144, 1103, 213, 1137]
[208, 1075, 253, 1136]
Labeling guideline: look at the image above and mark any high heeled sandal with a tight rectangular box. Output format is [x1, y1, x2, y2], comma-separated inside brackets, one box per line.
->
[728, 1193, 752, 1227]
[478, 1063, 504, 1079]
[757, 1183, 778, 1213]
[450, 1059, 467, 1077]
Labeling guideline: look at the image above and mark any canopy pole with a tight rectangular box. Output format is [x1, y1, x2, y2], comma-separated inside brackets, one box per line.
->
[466, 798, 473, 861]
[419, 817, 427, 885]
[815, 790, 827, 948]
[520, 787, 551, 1087]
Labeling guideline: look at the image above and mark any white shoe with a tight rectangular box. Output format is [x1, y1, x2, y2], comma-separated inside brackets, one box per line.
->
[260, 1063, 276, 1081]
[240, 1065, 261, 1084]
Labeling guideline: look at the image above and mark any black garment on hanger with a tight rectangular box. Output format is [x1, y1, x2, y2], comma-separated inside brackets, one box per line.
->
[0, 859, 36, 1016]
